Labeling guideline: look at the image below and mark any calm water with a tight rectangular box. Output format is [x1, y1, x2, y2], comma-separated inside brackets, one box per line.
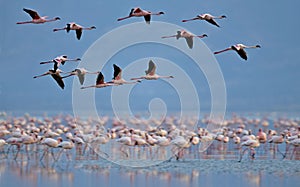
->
[0, 149, 299, 187]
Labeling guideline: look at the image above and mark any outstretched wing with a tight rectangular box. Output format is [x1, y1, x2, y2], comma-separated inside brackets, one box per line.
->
[232, 46, 247, 60]
[145, 60, 156, 75]
[23, 8, 40, 19]
[76, 28, 82, 40]
[51, 74, 65, 89]
[113, 64, 122, 80]
[75, 69, 85, 85]
[96, 72, 104, 85]
[205, 19, 220, 27]
[185, 37, 193, 49]
[144, 15, 151, 24]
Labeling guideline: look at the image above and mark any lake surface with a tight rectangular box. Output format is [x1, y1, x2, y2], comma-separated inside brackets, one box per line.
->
[0, 151, 299, 187]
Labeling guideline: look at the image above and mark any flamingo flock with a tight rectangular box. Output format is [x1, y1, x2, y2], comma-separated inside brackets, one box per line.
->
[0, 113, 299, 162]
[10, 5, 271, 163]
[16, 6, 262, 89]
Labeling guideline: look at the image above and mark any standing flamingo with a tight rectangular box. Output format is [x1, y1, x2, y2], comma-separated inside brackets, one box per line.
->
[238, 138, 260, 162]
[117, 7, 164, 24]
[62, 68, 99, 85]
[182, 13, 226, 27]
[162, 30, 207, 49]
[81, 72, 116, 89]
[17, 8, 60, 24]
[53, 22, 96, 40]
[33, 69, 65, 89]
[214, 44, 261, 60]
[40, 55, 81, 72]
[130, 60, 174, 80]
[108, 64, 141, 85]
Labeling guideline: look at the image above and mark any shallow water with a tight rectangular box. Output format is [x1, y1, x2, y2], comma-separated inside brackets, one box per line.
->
[0, 154, 299, 187]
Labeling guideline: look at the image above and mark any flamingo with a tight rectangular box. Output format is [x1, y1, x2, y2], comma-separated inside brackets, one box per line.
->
[130, 60, 174, 80]
[268, 134, 286, 158]
[214, 44, 261, 60]
[53, 22, 96, 40]
[33, 69, 65, 89]
[40, 137, 62, 161]
[17, 8, 60, 24]
[81, 72, 116, 89]
[40, 55, 81, 72]
[182, 13, 226, 27]
[238, 138, 260, 162]
[162, 30, 207, 49]
[108, 64, 141, 85]
[40, 55, 81, 71]
[56, 139, 75, 161]
[62, 68, 99, 85]
[117, 7, 164, 24]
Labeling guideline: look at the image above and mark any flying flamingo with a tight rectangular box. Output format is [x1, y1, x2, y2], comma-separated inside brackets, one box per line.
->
[17, 8, 60, 24]
[117, 7, 164, 24]
[182, 13, 226, 27]
[81, 72, 116, 89]
[130, 60, 174, 80]
[162, 30, 207, 49]
[40, 55, 81, 72]
[33, 69, 65, 89]
[214, 44, 261, 60]
[108, 64, 141, 85]
[62, 68, 99, 85]
[53, 22, 96, 40]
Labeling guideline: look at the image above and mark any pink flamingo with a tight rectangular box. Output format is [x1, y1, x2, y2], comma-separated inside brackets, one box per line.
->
[182, 13, 226, 27]
[17, 8, 60, 24]
[53, 22, 96, 40]
[214, 44, 261, 60]
[81, 72, 116, 89]
[162, 30, 207, 49]
[117, 7, 164, 24]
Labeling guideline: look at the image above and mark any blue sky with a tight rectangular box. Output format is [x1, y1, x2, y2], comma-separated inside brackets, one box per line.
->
[0, 1, 299, 114]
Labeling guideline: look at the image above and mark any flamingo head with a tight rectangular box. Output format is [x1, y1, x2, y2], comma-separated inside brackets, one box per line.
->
[202, 34, 208, 37]
[221, 15, 227, 18]
[90, 26, 96, 29]
[54, 17, 61, 20]
[158, 12, 165, 15]
[256, 45, 261, 48]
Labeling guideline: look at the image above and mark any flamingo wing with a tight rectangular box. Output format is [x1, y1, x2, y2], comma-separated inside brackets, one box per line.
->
[145, 60, 156, 75]
[205, 18, 220, 27]
[23, 8, 40, 19]
[66, 24, 71, 32]
[96, 72, 104, 85]
[76, 69, 85, 85]
[185, 37, 193, 49]
[232, 46, 248, 60]
[113, 64, 122, 80]
[76, 28, 82, 40]
[51, 74, 65, 89]
[144, 15, 151, 24]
